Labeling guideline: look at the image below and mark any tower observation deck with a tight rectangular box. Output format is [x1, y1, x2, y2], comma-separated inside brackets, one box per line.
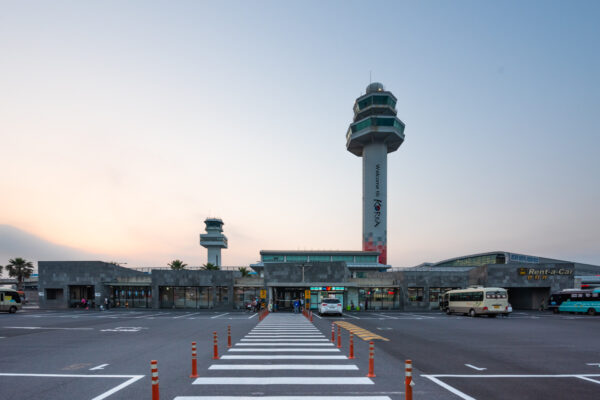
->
[346, 82, 405, 264]
[199, 218, 228, 266]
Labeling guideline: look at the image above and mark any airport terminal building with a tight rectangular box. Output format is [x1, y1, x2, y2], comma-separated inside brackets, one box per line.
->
[38, 250, 600, 311]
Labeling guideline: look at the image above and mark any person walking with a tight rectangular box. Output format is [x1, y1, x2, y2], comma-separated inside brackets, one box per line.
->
[104, 297, 109, 310]
[293, 299, 299, 313]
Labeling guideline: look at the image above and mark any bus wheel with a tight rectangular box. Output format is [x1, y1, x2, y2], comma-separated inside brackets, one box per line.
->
[9, 306, 17, 314]
[469, 309, 476, 318]
[588, 308, 596, 316]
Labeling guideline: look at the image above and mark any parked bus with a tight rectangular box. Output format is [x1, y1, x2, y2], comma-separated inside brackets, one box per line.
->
[0, 288, 23, 313]
[549, 288, 600, 315]
[444, 287, 511, 317]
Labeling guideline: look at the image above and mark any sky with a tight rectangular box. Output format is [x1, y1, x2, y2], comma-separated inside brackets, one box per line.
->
[1, 1, 599, 272]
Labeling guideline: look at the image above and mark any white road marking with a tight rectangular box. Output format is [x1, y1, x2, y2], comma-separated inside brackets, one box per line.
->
[248, 313, 257, 319]
[175, 397, 391, 399]
[172, 313, 193, 319]
[465, 364, 487, 371]
[247, 335, 325, 338]
[577, 376, 600, 385]
[228, 348, 340, 352]
[221, 355, 347, 360]
[192, 377, 374, 385]
[236, 343, 334, 346]
[373, 313, 398, 320]
[0, 373, 144, 400]
[424, 374, 600, 378]
[208, 364, 358, 370]
[89, 364, 109, 371]
[3, 326, 93, 330]
[100, 327, 147, 332]
[586, 363, 600, 367]
[343, 313, 361, 319]
[211, 313, 230, 319]
[422, 375, 476, 400]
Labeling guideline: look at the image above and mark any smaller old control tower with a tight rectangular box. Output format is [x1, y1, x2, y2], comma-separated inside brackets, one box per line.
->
[199, 218, 228, 266]
[346, 83, 405, 264]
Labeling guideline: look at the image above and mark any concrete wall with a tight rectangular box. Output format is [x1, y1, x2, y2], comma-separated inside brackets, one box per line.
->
[38, 261, 147, 308]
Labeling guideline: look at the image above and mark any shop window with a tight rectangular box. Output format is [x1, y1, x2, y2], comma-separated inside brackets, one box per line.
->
[408, 287, 424, 302]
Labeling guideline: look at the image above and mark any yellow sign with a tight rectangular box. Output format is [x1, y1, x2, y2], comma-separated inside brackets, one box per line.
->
[305, 290, 311, 299]
[260, 289, 267, 299]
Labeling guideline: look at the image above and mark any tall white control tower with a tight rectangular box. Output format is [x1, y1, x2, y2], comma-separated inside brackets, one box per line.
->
[346, 83, 405, 264]
[199, 218, 228, 266]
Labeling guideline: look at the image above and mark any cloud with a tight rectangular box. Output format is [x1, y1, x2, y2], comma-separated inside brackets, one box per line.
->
[0, 225, 102, 273]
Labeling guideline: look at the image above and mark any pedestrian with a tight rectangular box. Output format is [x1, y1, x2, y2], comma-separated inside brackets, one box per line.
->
[81, 297, 87, 309]
[251, 298, 258, 312]
[300, 298, 304, 312]
[104, 297, 109, 310]
[293, 299, 299, 313]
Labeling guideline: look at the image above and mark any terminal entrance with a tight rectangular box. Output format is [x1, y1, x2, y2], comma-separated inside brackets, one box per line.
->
[273, 288, 308, 312]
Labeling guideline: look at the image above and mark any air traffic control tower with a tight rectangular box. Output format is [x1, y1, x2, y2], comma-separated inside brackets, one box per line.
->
[200, 218, 228, 266]
[346, 82, 405, 264]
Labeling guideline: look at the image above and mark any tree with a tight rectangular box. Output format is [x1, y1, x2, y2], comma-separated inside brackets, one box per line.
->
[202, 263, 220, 271]
[4, 257, 34, 290]
[238, 267, 250, 277]
[168, 259, 187, 270]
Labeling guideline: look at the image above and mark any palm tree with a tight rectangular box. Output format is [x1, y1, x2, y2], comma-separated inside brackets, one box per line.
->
[238, 267, 250, 277]
[168, 259, 187, 270]
[202, 262, 220, 271]
[4, 257, 34, 290]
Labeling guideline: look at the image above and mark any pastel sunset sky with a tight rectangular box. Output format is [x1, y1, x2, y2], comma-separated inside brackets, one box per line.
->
[1, 1, 599, 271]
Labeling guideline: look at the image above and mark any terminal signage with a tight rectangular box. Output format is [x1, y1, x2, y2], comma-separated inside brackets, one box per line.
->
[260, 289, 267, 299]
[518, 267, 573, 281]
[310, 286, 345, 291]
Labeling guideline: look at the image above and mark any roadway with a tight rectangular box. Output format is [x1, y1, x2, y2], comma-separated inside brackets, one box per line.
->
[0, 309, 598, 399]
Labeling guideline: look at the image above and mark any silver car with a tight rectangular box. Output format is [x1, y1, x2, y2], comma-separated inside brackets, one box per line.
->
[319, 298, 343, 316]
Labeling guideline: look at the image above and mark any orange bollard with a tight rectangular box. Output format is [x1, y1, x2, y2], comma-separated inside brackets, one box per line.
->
[331, 323, 335, 342]
[337, 325, 342, 349]
[190, 342, 198, 378]
[366, 341, 375, 377]
[349, 333, 355, 359]
[228, 325, 232, 348]
[151, 360, 160, 400]
[405, 359, 413, 400]
[213, 331, 219, 359]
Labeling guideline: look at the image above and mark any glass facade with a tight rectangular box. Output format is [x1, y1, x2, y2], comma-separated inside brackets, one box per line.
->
[332, 255, 355, 262]
[357, 94, 396, 110]
[355, 255, 379, 263]
[262, 255, 284, 262]
[111, 286, 152, 308]
[358, 287, 399, 310]
[309, 255, 330, 261]
[436, 254, 505, 267]
[407, 287, 424, 302]
[234, 287, 261, 309]
[159, 286, 212, 309]
[286, 255, 308, 262]
[350, 116, 404, 133]
[428, 287, 461, 302]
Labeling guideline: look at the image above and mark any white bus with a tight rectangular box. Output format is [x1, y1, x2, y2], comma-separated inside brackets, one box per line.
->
[443, 287, 511, 317]
[0, 288, 23, 313]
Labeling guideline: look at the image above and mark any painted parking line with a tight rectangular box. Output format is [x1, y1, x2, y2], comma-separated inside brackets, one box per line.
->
[89, 364, 109, 371]
[211, 313, 230, 319]
[208, 364, 358, 370]
[333, 321, 389, 341]
[192, 377, 374, 385]
[0, 373, 144, 400]
[422, 374, 600, 400]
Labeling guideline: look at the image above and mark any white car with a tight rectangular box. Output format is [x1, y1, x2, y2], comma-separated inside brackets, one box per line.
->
[319, 298, 343, 316]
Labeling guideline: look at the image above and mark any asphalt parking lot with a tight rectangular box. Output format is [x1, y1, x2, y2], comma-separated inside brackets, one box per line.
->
[0, 309, 598, 399]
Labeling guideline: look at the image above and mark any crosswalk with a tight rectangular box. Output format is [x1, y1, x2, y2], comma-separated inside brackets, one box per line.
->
[174, 314, 392, 400]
